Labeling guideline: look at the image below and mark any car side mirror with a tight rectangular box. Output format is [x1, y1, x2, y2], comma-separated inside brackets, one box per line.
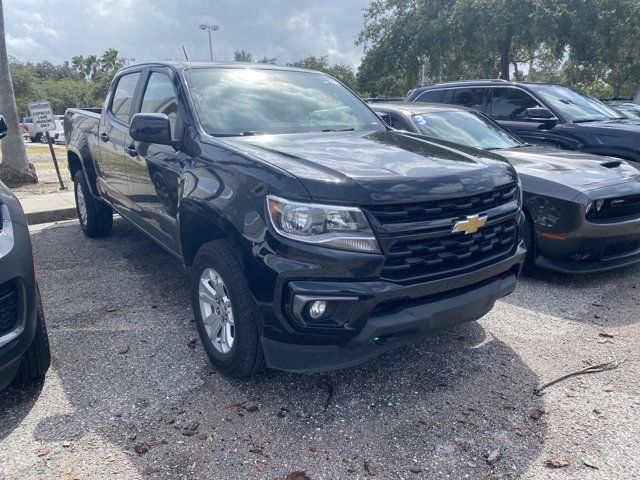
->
[0, 115, 7, 140]
[129, 113, 173, 146]
[524, 107, 557, 122]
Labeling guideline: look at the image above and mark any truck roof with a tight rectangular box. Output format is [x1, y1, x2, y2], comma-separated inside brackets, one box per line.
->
[117, 61, 319, 75]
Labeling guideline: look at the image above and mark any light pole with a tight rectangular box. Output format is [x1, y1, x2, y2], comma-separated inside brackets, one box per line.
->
[199, 24, 219, 61]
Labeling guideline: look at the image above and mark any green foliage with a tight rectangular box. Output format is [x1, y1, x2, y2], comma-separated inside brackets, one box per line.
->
[10, 49, 123, 116]
[290, 55, 357, 90]
[356, 0, 640, 98]
[234, 49, 253, 62]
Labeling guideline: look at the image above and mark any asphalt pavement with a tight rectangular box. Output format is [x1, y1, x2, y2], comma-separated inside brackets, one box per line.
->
[0, 218, 638, 479]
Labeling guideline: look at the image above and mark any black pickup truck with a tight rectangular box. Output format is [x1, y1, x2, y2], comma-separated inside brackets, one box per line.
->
[65, 62, 526, 377]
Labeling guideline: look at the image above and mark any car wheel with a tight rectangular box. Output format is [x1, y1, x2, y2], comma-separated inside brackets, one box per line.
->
[521, 212, 536, 271]
[73, 171, 113, 237]
[190, 240, 265, 378]
[14, 288, 51, 383]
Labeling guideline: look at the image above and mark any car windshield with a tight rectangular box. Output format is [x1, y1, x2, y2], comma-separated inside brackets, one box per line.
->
[185, 68, 385, 136]
[410, 110, 525, 150]
[530, 84, 625, 122]
[616, 104, 640, 119]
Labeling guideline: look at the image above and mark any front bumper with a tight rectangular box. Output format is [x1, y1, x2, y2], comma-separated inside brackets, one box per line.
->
[535, 215, 640, 274]
[260, 243, 525, 373]
[0, 202, 38, 390]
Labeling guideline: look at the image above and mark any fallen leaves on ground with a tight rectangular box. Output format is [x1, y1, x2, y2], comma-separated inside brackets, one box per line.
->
[286, 472, 310, 480]
[36, 448, 51, 457]
[62, 440, 72, 448]
[364, 461, 377, 476]
[530, 409, 544, 420]
[603, 385, 615, 393]
[583, 459, 599, 469]
[181, 422, 200, 436]
[187, 339, 197, 349]
[545, 459, 570, 468]
[410, 466, 423, 474]
[118, 346, 129, 354]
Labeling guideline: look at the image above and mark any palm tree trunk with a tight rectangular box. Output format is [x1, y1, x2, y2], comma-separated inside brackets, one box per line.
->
[0, 0, 37, 186]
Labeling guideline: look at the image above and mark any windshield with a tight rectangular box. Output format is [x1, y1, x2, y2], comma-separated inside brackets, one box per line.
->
[616, 104, 640, 119]
[185, 68, 385, 136]
[410, 110, 525, 150]
[529, 84, 624, 122]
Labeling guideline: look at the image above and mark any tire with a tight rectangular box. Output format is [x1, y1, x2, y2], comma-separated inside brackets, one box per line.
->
[521, 212, 536, 272]
[73, 170, 113, 238]
[190, 240, 265, 378]
[33, 133, 43, 143]
[15, 290, 51, 383]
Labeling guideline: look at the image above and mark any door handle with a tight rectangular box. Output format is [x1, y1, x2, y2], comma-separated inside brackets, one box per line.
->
[125, 146, 138, 157]
[100, 132, 109, 142]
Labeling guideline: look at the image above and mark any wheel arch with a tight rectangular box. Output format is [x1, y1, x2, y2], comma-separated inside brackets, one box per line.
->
[179, 199, 245, 267]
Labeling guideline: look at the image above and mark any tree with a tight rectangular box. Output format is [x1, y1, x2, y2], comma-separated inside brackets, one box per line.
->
[290, 55, 357, 90]
[257, 56, 277, 64]
[0, 0, 36, 186]
[357, 0, 560, 93]
[234, 49, 253, 62]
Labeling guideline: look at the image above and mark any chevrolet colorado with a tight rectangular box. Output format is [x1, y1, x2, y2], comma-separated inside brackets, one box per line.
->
[65, 63, 526, 377]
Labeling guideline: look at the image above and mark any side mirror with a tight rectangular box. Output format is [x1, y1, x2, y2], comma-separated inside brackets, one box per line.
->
[129, 113, 173, 145]
[524, 107, 557, 122]
[0, 115, 7, 140]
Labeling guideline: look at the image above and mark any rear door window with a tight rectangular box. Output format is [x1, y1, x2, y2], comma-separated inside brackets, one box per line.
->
[110, 72, 141, 124]
[489, 87, 542, 120]
[449, 88, 486, 111]
[414, 89, 445, 103]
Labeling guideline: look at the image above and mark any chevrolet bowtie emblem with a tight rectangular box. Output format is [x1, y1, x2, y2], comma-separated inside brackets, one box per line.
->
[451, 214, 488, 235]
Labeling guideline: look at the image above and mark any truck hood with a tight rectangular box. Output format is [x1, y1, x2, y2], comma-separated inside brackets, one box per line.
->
[497, 145, 640, 192]
[569, 118, 640, 132]
[221, 130, 517, 204]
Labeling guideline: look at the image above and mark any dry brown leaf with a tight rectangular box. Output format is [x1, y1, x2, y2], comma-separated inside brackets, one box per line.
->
[530, 408, 544, 420]
[604, 385, 615, 393]
[364, 460, 377, 476]
[545, 459, 570, 468]
[583, 459, 599, 469]
[36, 448, 51, 457]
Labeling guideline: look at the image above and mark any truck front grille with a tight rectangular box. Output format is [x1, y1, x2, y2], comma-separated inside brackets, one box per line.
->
[0, 280, 20, 337]
[380, 219, 519, 284]
[367, 183, 518, 225]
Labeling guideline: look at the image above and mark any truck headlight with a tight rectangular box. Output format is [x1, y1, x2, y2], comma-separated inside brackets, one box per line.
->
[267, 195, 380, 253]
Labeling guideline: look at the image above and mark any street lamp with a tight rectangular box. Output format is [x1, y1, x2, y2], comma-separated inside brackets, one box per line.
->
[199, 24, 220, 61]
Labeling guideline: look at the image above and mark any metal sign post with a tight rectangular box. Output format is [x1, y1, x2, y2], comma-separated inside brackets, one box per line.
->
[27, 102, 66, 190]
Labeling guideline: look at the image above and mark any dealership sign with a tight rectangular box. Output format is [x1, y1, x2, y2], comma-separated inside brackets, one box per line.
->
[27, 102, 56, 132]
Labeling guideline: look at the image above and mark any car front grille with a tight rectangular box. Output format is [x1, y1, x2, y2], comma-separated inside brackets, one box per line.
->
[0, 280, 20, 337]
[366, 183, 519, 225]
[590, 194, 640, 220]
[379, 219, 519, 284]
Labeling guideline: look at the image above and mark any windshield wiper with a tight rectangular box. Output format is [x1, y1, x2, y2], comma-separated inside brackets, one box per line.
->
[321, 128, 355, 132]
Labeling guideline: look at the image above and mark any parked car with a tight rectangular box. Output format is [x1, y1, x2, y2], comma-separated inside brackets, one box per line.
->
[406, 80, 640, 163]
[604, 100, 640, 120]
[371, 102, 640, 274]
[65, 62, 526, 377]
[0, 115, 51, 391]
[634, 88, 640, 105]
[21, 115, 64, 143]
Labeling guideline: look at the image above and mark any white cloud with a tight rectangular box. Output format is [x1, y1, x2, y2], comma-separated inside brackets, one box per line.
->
[4, 0, 370, 68]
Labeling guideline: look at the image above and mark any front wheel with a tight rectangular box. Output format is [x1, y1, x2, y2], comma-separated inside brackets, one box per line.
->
[73, 171, 113, 238]
[190, 240, 265, 378]
[14, 289, 51, 383]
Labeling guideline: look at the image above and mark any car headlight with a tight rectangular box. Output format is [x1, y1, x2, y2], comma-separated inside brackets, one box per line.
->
[267, 195, 380, 253]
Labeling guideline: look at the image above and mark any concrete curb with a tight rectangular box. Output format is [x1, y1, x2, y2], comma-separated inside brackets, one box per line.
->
[27, 208, 77, 225]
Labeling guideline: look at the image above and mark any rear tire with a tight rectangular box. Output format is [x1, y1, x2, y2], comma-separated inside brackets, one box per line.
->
[15, 290, 51, 383]
[190, 240, 265, 378]
[73, 170, 113, 238]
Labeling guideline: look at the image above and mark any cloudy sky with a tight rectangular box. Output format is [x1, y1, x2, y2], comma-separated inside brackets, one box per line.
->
[4, 0, 372, 67]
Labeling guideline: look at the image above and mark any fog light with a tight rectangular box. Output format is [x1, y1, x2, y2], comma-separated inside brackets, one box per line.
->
[596, 199, 605, 212]
[308, 300, 327, 319]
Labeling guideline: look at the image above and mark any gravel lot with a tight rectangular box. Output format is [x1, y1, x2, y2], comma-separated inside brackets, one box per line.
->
[1, 218, 638, 479]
